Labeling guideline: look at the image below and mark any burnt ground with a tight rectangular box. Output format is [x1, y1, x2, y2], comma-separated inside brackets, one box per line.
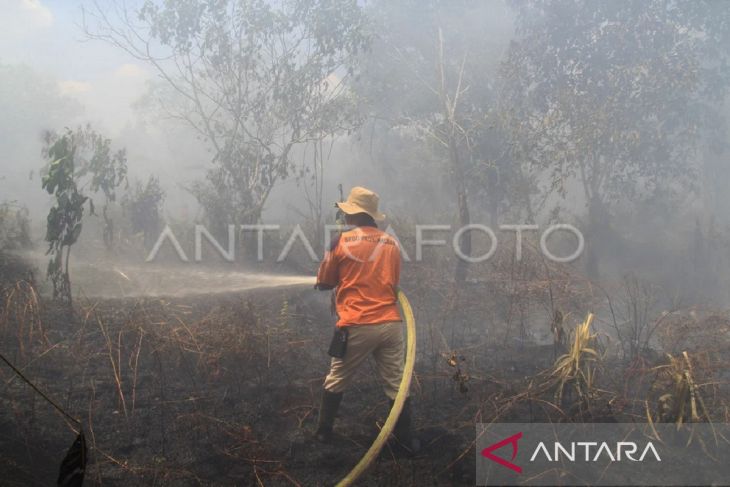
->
[0, 257, 542, 486]
[1, 252, 728, 486]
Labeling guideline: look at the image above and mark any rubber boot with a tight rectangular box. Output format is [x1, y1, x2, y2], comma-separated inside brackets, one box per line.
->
[315, 390, 343, 443]
[389, 397, 421, 454]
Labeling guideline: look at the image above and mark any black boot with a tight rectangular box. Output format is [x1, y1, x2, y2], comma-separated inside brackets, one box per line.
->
[315, 390, 343, 443]
[389, 397, 421, 454]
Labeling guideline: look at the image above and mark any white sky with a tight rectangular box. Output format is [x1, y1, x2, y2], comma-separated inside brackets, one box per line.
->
[0, 0, 152, 134]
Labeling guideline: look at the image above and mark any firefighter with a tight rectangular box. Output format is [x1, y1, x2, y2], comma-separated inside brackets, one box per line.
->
[314, 186, 418, 453]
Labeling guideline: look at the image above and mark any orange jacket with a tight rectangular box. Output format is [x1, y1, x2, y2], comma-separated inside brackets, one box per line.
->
[316, 225, 402, 327]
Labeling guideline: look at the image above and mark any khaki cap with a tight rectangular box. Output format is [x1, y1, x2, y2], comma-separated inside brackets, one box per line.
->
[336, 186, 386, 221]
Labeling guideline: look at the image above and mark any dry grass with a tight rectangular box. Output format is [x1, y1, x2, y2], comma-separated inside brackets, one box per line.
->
[1, 280, 47, 357]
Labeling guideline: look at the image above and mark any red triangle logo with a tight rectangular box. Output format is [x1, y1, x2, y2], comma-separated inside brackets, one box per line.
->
[480, 432, 523, 474]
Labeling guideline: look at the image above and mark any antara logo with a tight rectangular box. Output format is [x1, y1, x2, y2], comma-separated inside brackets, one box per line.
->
[481, 432, 523, 473]
[481, 432, 661, 474]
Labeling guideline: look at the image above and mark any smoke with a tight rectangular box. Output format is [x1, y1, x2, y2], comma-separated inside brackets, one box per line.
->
[0, 0, 729, 304]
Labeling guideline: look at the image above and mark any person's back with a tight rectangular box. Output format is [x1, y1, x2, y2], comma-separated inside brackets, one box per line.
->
[318, 224, 401, 326]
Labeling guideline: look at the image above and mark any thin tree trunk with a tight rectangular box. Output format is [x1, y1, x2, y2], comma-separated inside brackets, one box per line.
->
[450, 136, 471, 284]
[436, 27, 472, 284]
[586, 196, 605, 279]
[64, 245, 72, 306]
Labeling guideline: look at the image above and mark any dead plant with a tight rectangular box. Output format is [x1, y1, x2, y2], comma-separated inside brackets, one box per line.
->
[551, 313, 600, 410]
[647, 351, 711, 426]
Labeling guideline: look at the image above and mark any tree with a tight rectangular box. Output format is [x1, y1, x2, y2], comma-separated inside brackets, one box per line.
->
[85, 0, 370, 236]
[75, 126, 128, 249]
[356, 0, 517, 283]
[122, 175, 165, 251]
[501, 0, 730, 276]
[42, 131, 90, 305]
[44, 125, 128, 250]
[42, 126, 127, 303]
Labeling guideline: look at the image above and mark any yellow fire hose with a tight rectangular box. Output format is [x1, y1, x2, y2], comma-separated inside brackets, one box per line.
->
[335, 290, 416, 487]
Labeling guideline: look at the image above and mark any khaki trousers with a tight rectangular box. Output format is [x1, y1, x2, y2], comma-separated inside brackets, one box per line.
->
[323, 322, 405, 399]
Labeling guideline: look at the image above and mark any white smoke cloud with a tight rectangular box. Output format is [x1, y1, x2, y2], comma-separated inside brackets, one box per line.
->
[0, 0, 53, 37]
[59, 79, 93, 95]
